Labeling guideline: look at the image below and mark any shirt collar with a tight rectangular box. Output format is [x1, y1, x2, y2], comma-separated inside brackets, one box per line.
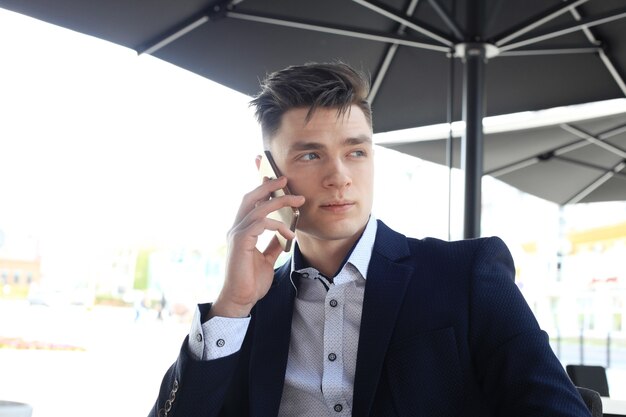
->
[291, 215, 378, 280]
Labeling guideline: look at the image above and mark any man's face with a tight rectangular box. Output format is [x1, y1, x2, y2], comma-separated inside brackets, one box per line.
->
[269, 105, 374, 245]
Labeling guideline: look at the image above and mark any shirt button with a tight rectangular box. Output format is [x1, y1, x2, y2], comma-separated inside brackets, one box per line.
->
[334, 404, 343, 412]
[195, 333, 203, 342]
[328, 353, 337, 361]
[329, 299, 338, 307]
[216, 339, 225, 347]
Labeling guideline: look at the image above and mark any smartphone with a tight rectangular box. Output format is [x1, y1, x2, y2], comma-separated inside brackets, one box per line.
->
[258, 150, 300, 252]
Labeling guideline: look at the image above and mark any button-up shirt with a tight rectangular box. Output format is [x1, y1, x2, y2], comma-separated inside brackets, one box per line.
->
[188, 216, 378, 416]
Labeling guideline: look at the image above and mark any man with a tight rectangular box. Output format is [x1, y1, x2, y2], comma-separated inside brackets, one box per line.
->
[150, 63, 591, 417]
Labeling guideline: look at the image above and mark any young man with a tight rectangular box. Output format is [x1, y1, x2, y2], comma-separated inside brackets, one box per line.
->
[150, 63, 591, 417]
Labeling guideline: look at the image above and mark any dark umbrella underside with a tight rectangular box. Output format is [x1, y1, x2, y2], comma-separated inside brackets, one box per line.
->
[1, 0, 625, 132]
[384, 111, 626, 205]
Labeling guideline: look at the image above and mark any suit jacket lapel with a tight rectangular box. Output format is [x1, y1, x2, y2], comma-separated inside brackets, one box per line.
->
[353, 221, 414, 417]
[249, 262, 295, 417]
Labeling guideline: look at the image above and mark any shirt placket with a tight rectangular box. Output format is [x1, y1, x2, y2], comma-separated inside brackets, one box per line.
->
[321, 276, 351, 416]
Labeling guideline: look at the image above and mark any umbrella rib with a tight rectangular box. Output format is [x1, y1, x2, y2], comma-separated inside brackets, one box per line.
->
[485, 116, 626, 178]
[568, 6, 600, 43]
[564, 160, 626, 205]
[369, 45, 398, 103]
[137, 15, 209, 55]
[485, 157, 541, 178]
[498, 46, 601, 57]
[136, 1, 243, 54]
[485, 143, 581, 178]
[369, 0, 421, 103]
[494, 0, 589, 47]
[561, 124, 626, 159]
[498, 7, 626, 52]
[350, 0, 455, 46]
[485, 127, 619, 178]
[485, 140, 626, 178]
[598, 123, 626, 139]
[426, 0, 465, 41]
[596, 50, 626, 97]
[569, 7, 626, 97]
[555, 155, 626, 179]
[226, 10, 450, 52]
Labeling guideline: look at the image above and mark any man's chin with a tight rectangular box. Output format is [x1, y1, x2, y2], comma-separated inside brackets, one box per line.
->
[297, 219, 367, 243]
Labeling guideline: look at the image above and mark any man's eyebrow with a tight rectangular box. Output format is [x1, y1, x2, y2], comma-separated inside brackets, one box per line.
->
[287, 135, 373, 153]
[288, 141, 327, 152]
[344, 135, 372, 146]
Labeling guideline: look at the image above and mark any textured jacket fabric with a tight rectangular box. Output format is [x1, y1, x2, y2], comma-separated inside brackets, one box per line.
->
[149, 220, 591, 417]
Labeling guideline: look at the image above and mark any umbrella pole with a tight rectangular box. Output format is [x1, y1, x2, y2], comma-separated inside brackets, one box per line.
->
[459, 44, 486, 239]
[446, 56, 455, 242]
[458, 0, 486, 239]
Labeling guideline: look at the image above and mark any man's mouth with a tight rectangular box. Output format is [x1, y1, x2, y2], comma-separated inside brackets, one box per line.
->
[320, 201, 355, 212]
[321, 200, 353, 207]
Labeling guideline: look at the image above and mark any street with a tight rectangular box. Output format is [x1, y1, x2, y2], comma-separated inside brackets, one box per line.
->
[0, 300, 188, 417]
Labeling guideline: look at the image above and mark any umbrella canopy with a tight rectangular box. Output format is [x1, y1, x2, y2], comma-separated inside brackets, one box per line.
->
[1, 0, 625, 236]
[1, 0, 625, 130]
[380, 102, 626, 205]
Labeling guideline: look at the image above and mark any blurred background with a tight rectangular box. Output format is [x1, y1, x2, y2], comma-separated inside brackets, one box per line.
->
[0, 7, 625, 416]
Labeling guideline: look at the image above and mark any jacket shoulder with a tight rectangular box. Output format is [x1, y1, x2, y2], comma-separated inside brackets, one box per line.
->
[379, 220, 509, 259]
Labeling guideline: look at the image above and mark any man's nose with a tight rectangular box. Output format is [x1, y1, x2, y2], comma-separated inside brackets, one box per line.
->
[323, 159, 352, 190]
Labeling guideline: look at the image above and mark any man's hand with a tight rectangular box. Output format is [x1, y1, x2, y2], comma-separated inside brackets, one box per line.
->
[207, 176, 305, 319]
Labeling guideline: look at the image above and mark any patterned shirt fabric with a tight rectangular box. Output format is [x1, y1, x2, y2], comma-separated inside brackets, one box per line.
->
[188, 312, 250, 360]
[188, 215, 377, 416]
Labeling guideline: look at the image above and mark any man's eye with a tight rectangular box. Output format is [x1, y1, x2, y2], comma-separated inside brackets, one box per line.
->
[300, 153, 319, 161]
[350, 150, 366, 157]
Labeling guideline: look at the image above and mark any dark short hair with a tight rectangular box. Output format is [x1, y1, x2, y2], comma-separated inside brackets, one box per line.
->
[250, 62, 372, 146]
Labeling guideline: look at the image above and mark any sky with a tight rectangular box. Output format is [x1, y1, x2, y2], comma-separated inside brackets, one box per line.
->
[0, 8, 264, 254]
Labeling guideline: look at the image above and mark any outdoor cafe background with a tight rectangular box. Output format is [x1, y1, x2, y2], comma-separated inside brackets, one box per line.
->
[0, 7, 625, 417]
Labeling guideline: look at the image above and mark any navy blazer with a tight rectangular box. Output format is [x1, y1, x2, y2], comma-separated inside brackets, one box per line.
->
[150, 220, 591, 417]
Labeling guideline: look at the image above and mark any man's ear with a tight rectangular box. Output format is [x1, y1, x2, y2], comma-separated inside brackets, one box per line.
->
[255, 154, 262, 170]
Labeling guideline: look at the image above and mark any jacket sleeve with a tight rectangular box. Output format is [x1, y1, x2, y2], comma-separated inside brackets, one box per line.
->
[148, 303, 249, 417]
[469, 237, 591, 417]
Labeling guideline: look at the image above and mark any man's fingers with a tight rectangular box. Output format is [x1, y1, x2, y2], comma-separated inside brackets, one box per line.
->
[255, 194, 305, 216]
[229, 216, 295, 247]
[255, 217, 297, 241]
[263, 235, 286, 263]
[228, 177, 303, 255]
[233, 176, 289, 224]
[235, 194, 304, 236]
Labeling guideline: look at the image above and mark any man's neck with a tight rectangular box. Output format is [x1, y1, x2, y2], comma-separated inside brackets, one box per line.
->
[297, 238, 355, 278]
[295, 227, 367, 278]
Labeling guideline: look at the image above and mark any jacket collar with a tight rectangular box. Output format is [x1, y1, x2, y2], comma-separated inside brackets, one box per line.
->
[353, 220, 414, 416]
